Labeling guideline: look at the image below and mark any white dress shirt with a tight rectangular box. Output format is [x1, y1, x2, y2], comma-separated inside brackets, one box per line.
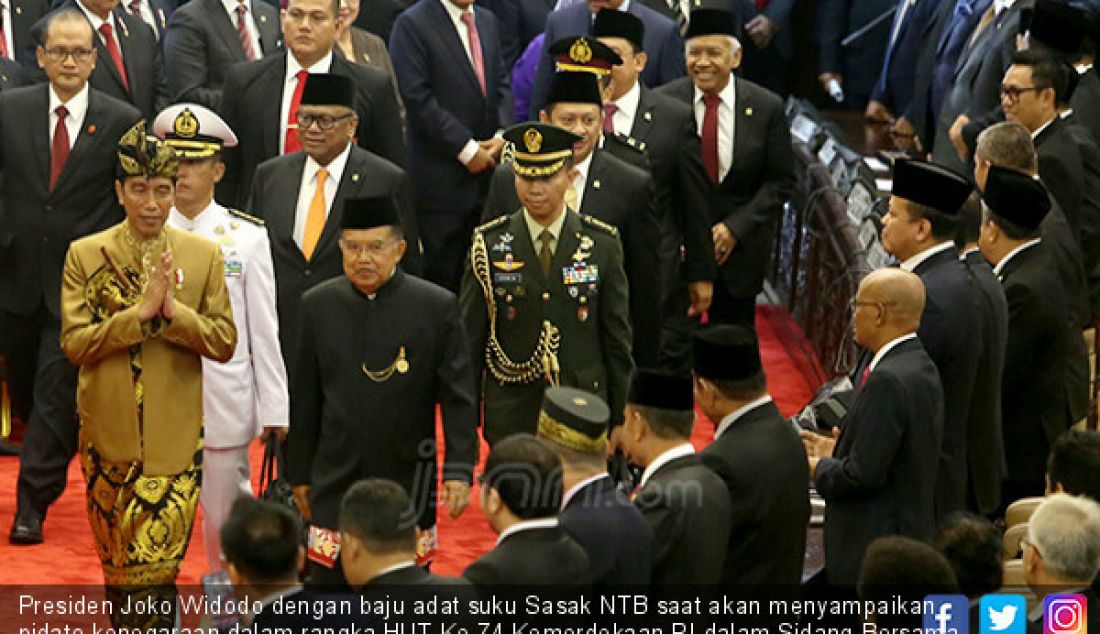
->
[638, 442, 695, 489]
[373, 560, 418, 578]
[496, 517, 559, 546]
[1, 2, 13, 61]
[693, 77, 736, 182]
[899, 241, 954, 273]
[524, 207, 568, 257]
[560, 473, 610, 510]
[48, 83, 89, 150]
[167, 202, 290, 445]
[76, 0, 123, 58]
[867, 332, 918, 375]
[608, 81, 641, 136]
[992, 238, 1042, 277]
[571, 151, 594, 210]
[279, 50, 334, 154]
[440, 0, 482, 164]
[714, 395, 774, 440]
[292, 143, 352, 249]
[222, 0, 264, 60]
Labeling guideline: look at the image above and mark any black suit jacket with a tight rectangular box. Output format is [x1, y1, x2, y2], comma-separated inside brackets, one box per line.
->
[481, 151, 663, 366]
[910, 246, 983, 520]
[962, 249, 1008, 515]
[43, 1, 168, 120]
[219, 53, 407, 207]
[634, 452, 731, 585]
[816, 0, 894, 104]
[559, 475, 653, 586]
[163, 0, 281, 110]
[1035, 115, 1100, 303]
[354, 0, 410, 43]
[0, 57, 27, 91]
[815, 337, 944, 585]
[477, 0, 551, 72]
[366, 564, 472, 587]
[611, 85, 714, 288]
[1071, 67, 1100, 148]
[658, 76, 794, 298]
[999, 242, 1080, 487]
[700, 400, 810, 585]
[288, 272, 478, 529]
[9, 0, 50, 67]
[0, 84, 140, 318]
[246, 146, 417, 375]
[389, 0, 502, 213]
[462, 525, 592, 586]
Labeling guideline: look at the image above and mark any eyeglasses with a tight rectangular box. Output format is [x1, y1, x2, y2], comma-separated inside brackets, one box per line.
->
[339, 239, 395, 258]
[44, 47, 94, 63]
[849, 298, 898, 312]
[295, 112, 354, 131]
[1000, 85, 1041, 103]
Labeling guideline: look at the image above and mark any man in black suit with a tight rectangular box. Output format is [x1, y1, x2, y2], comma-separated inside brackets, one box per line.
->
[536, 386, 653, 586]
[113, 0, 174, 40]
[978, 165, 1080, 505]
[389, 0, 503, 292]
[47, 0, 168, 119]
[802, 268, 944, 586]
[463, 434, 592, 586]
[1003, 50, 1100, 320]
[483, 67, 662, 367]
[246, 74, 416, 378]
[620, 370, 731, 584]
[879, 158, 985, 521]
[529, 0, 683, 118]
[594, 10, 714, 373]
[4, 0, 51, 65]
[658, 8, 794, 331]
[2, 10, 140, 544]
[340, 479, 472, 587]
[816, 0, 893, 109]
[953, 193, 1009, 516]
[163, 0, 282, 110]
[1047, 430, 1100, 502]
[1022, 494, 1100, 634]
[691, 325, 809, 586]
[219, 0, 405, 207]
[288, 196, 476, 586]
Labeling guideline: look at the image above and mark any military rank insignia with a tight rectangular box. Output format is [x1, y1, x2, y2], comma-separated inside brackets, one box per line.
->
[223, 258, 243, 278]
[493, 253, 525, 272]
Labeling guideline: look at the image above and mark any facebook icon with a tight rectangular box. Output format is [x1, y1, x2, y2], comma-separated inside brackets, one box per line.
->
[924, 595, 970, 634]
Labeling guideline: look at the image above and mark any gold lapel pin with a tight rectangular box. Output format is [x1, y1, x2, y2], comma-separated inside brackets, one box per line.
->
[746, 107, 754, 116]
[593, 179, 601, 189]
[351, 173, 360, 182]
[15, 6, 21, 14]
[644, 112, 652, 121]
[260, 14, 268, 22]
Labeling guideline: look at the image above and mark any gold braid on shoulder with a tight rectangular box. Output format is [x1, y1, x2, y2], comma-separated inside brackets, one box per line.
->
[471, 231, 560, 386]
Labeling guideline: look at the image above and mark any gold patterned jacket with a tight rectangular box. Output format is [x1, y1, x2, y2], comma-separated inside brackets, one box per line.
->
[60, 222, 237, 475]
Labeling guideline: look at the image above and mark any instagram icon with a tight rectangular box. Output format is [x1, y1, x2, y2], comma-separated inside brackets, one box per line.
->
[1045, 594, 1087, 634]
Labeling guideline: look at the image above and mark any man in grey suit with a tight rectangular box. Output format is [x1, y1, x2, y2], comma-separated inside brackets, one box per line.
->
[246, 73, 417, 378]
[163, 0, 282, 110]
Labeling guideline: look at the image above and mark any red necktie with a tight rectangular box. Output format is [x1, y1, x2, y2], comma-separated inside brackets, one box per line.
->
[128, 0, 141, 16]
[701, 93, 721, 185]
[603, 103, 618, 133]
[859, 365, 871, 388]
[236, 4, 256, 61]
[50, 105, 70, 191]
[0, 4, 10, 59]
[98, 23, 130, 93]
[755, 0, 769, 10]
[284, 69, 308, 153]
[461, 12, 486, 95]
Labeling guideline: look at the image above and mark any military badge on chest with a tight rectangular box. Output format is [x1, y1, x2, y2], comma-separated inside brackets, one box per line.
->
[563, 234, 599, 322]
[362, 346, 409, 382]
[490, 232, 527, 320]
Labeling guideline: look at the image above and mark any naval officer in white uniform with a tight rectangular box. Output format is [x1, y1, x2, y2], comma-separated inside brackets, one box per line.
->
[153, 103, 290, 572]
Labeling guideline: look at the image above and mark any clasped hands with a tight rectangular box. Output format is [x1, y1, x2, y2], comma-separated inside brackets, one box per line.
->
[136, 251, 177, 323]
[799, 426, 839, 477]
[466, 137, 505, 174]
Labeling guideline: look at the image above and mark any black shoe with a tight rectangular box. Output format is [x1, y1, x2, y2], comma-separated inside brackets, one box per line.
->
[9, 513, 43, 545]
[0, 438, 19, 456]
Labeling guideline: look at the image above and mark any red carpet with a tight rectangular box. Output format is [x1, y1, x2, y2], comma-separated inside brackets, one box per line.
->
[0, 306, 818, 584]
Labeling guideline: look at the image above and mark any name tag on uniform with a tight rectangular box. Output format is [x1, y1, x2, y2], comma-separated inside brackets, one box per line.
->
[562, 262, 599, 285]
[494, 271, 522, 285]
[223, 258, 243, 278]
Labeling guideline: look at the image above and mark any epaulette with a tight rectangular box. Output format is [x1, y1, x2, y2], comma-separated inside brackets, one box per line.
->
[474, 215, 509, 233]
[227, 208, 264, 226]
[581, 214, 619, 236]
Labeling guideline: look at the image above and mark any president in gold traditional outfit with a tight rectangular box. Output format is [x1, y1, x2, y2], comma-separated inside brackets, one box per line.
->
[59, 121, 236, 630]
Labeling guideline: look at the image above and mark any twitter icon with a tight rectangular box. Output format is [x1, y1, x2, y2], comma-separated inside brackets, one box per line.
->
[981, 594, 1027, 634]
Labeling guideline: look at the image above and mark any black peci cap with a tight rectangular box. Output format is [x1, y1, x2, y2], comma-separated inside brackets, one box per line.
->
[627, 370, 694, 411]
[593, 9, 645, 51]
[980, 165, 1051, 231]
[300, 73, 356, 109]
[892, 158, 973, 216]
[692, 324, 763, 382]
[341, 196, 401, 230]
[537, 387, 610, 454]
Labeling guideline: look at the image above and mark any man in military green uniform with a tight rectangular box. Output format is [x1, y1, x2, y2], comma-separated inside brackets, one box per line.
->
[461, 123, 634, 446]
